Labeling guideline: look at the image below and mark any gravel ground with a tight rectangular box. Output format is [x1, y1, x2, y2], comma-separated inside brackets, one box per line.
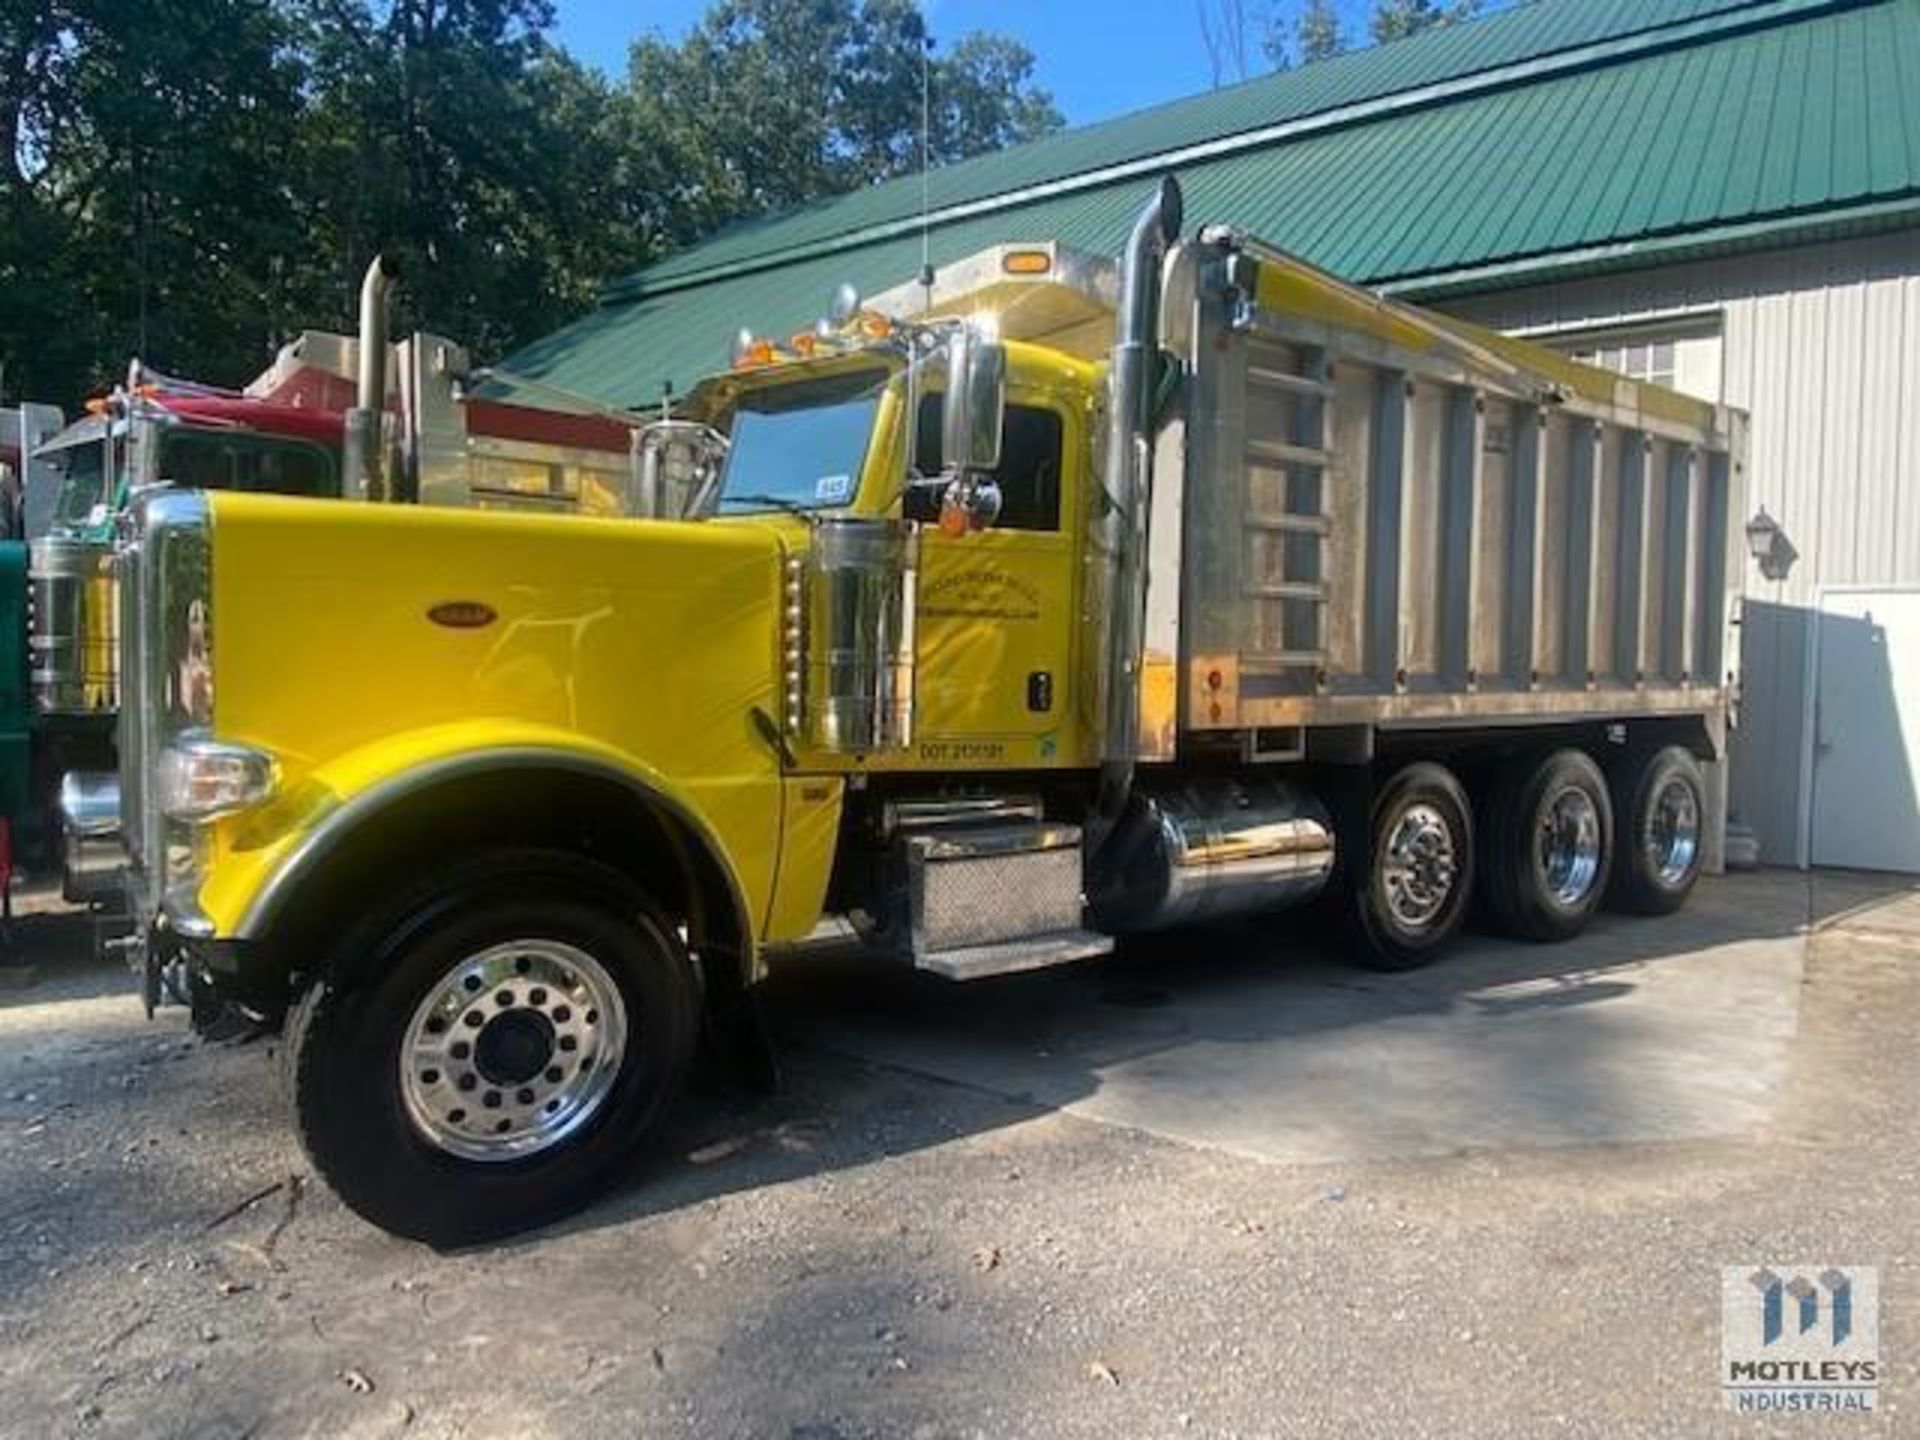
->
[0, 876, 1915, 1440]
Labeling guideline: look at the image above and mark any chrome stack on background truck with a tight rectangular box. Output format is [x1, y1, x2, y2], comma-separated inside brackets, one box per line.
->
[106, 179, 1749, 1242]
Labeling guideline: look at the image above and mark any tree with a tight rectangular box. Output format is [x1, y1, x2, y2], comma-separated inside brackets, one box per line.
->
[625, 0, 1061, 247]
[1198, 0, 1254, 86]
[1369, 0, 1481, 45]
[1263, 0, 1346, 68]
[0, 0, 1062, 406]
[290, 0, 639, 365]
[1296, 0, 1346, 62]
[0, 0, 312, 395]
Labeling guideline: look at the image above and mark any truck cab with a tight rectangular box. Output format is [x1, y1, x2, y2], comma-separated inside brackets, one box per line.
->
[681, 329, 1102, 772]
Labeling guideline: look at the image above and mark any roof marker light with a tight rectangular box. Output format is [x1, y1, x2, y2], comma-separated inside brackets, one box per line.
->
[828, 282, 862, 325]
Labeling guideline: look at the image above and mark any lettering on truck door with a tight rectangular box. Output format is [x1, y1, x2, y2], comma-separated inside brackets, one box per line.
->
[909, 391, 1080, 767]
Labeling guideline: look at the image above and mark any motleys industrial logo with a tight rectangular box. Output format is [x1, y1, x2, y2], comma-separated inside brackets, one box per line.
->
[1721, 1265, 1879, 1414]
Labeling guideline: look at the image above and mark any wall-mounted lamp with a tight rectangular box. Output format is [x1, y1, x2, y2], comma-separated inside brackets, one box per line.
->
[1744, 506, 1798, 583]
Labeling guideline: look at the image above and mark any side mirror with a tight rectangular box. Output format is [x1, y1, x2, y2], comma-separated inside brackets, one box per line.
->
[941, 326, 1006, 475]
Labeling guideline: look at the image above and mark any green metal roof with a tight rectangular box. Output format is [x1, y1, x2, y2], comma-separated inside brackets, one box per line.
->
[507, 0, 1920, 410]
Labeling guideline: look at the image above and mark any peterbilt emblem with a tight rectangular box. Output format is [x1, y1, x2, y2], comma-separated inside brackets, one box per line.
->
[427, 600, 498, 630]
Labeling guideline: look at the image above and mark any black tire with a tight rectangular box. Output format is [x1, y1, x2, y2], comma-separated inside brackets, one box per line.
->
[1606, 745, 1707, 915]
[287, 848, 697, 1247]
[1346, 761, 1475, 971]
[1481, 748, 1614, 942]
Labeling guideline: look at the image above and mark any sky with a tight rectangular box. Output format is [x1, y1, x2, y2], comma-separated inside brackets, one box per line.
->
[548, 1, 1401, 128]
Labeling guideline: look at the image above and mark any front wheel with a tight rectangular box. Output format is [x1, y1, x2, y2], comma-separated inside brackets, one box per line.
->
[287, 849, 697, 1247]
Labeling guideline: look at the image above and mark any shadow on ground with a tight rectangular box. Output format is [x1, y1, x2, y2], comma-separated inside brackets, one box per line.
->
[4, 867, 1914, 1262]
[541, 867, 1916, 1247]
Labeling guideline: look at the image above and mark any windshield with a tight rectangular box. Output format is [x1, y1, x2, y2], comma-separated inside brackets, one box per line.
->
[717, 367, 886, 513]
[48, 439, 112, 532]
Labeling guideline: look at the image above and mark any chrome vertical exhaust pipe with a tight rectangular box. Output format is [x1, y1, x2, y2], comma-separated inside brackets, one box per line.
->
[1092, 176, 1183, 844]
[343, 255, 399, 502]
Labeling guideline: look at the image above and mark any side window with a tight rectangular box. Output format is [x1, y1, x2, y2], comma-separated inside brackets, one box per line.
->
[160, 433, 336, 497]
[158, 432, 234, 489]
[913, 395, 1064, 533]
[243, 440, 336, 497]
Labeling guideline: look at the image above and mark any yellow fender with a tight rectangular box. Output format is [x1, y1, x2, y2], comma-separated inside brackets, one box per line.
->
[201, 719, 763, 970]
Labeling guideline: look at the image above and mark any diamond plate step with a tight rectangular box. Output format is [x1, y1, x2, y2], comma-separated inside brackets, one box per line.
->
[914, 928, 1114, 981]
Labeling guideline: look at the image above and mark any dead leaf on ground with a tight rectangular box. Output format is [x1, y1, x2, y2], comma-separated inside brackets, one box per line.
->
[1087, 1359, 1120, 1387]
[221, 1240, 273, 1270]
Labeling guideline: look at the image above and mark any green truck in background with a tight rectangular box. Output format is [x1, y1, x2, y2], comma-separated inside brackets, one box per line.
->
[0, 400, 69, 906]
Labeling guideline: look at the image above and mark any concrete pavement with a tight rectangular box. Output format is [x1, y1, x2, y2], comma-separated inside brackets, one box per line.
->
[0, 870, 1913, 1438]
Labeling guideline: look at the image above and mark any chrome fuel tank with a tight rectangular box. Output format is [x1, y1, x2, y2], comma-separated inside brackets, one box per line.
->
[1090, 775, 1334, 932]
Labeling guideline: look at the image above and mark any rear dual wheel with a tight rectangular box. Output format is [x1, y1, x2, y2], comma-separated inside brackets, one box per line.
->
[1481, 749, 1614, 942]
[1607, 745, 1707, 914]
[1346, 742, 1705, 966]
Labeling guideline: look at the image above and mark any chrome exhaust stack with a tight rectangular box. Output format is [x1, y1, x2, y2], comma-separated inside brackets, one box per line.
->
[342, 255, 399, 502]
[1091, 176, 1184, 845]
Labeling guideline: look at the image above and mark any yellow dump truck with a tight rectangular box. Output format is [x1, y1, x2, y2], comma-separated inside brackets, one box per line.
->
[111, 179, 1747, 1243]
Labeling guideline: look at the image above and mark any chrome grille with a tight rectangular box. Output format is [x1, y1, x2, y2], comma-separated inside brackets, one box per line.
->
[116, 517, 148, 874]
[116, 489, 212, 915]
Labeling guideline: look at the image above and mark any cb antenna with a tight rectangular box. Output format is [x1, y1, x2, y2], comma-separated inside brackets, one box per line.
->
[919, 23, 934, 305]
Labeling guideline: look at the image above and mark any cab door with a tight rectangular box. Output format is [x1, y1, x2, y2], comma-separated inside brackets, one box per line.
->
[908, 388, 1086, 770]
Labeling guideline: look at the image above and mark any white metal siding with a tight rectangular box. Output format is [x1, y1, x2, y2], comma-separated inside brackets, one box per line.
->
[1441, 229, 1920, 866]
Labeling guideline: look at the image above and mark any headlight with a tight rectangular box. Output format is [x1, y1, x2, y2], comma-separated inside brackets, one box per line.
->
[157, 732, 276, 821]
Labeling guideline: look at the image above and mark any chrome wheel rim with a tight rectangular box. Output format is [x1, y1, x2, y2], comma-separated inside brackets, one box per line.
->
[400, 939, 628, 1163]
[1382, 802, 1460, 931]
[1647, 776, 1701, 886]
[1538, 785, 1604, 907]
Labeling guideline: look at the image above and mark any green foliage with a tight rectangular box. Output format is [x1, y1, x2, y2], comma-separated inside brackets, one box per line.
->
[628, 0, 1061, 244]
[2, 0, 310, 396]
[1296, 0, 1346, 63]
[1369, 0, 1481, 46]
[0, 0, 1059, 406]
[1263, 0, 1346, 68]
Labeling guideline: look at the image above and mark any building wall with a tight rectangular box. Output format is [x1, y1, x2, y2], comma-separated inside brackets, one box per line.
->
[1441, 228, 1920, 865]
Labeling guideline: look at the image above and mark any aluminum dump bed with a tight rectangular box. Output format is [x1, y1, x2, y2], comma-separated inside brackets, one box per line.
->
[1142, 232, 1747, 749]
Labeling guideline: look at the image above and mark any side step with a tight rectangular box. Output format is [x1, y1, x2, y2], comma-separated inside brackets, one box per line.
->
[916, 929, 1114, 982]
[903, 818, 1113, 980]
